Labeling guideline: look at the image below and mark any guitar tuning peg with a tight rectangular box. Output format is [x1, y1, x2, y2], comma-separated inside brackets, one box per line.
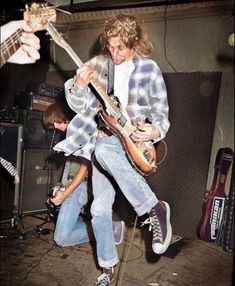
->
[31, 3, 40, 10]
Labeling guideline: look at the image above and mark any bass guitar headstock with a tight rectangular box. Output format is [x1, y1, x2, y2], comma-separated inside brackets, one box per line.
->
[24, 2, 56, 32]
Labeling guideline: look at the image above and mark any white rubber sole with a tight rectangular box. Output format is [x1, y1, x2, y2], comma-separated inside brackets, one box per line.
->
[152, 201, 172, 254]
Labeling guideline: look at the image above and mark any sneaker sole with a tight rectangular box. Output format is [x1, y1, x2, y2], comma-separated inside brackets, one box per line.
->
[152, 201, 172, 254]
[114, 221, 125, 245]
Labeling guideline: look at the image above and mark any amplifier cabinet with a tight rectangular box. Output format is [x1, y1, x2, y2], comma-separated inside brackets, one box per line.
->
[0, 123, 23, 222]
[19, 149, 65, 215]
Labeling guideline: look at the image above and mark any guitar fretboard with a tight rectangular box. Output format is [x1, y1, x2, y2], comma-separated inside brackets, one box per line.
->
[0, 29, 23, 68]
[46, 24, 125, 120]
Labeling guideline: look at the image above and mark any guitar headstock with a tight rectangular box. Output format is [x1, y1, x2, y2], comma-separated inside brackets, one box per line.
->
[24, 2, 56, 32]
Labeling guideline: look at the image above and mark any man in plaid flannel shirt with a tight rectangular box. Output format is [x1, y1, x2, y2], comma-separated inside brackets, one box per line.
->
[64, 14, 172, 286]
[43, 101, 125, 248]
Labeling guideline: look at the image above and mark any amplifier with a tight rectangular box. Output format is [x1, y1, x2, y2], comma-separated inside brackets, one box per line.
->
[38, 83, 64, 98]
[14, 82, 64, 111]
[31, 94, 55, 111]
[0, 123, 23, 222]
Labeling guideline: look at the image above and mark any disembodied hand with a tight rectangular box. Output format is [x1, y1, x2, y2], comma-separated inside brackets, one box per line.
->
[1, 20, 40, 65]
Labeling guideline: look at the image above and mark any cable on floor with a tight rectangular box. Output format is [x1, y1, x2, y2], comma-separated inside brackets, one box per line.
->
[116, 215, 138, 286]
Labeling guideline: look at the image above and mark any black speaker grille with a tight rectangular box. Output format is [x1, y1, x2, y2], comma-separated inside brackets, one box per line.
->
[20, 149, 65, 214]
[0, 123, 23, 221]
[113, 72, 222, 239]
[147, 72, 222, 238]
[18, 109, 64, 149]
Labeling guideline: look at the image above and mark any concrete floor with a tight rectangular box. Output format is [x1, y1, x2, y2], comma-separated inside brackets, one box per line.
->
[0, 215, 233, 286]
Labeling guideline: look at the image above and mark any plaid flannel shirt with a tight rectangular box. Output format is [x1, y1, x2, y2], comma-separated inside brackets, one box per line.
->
[55, 53, 170, 160]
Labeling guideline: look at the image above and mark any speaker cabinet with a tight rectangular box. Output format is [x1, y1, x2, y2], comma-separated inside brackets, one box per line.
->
[0, 123, 23, 222]
[18, 109, 64, 149]
[19, 149, 65, 215]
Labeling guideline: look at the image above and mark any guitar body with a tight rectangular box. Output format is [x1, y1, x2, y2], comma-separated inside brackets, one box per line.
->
[198, 148, 233, 242]
[100, 110, 157, 175]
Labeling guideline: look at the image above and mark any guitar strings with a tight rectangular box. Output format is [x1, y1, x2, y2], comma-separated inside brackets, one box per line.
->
[44, 22, 161, 171]
[1, 30, 24, 67]
[47, 24, 158, 176]
[47, 23, 136, 136]
[1, 30, 23, 50]
[92, 78, 133, 132]
[1, 17, 41, 54]
[93, 76, 157, 146]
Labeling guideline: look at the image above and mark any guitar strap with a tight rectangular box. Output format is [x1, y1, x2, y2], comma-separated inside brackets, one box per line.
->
[107, 56, 115, 96]
[96, 57, 114, 113]
[96, 57, 115, 132]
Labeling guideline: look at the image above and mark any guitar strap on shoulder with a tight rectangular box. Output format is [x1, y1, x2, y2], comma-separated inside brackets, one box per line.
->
[107, 56, 115, 96]
[96, 57, 114, 112]
[96, 57, 116, 134]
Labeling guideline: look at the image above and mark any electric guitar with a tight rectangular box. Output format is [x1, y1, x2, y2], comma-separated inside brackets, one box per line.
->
[46, 23, 157, 175]
[0, 3, 56, 68]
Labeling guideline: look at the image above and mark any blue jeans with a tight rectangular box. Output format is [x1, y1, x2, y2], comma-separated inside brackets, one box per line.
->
[91, 135, 158, 267]
[54, 180, 90, 246]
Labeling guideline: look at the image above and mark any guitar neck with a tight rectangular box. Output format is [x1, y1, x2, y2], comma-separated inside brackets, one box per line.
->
[0, 29, 23, 68]
[47, 23, 119, 115]
[65, 44, 111, 104]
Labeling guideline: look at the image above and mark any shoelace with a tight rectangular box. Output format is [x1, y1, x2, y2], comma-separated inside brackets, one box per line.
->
[141, 209, 163, 242]
[95, 273, 111, 286]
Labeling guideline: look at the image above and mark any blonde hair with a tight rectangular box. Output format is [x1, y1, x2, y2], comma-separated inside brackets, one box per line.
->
[101, 14, 153, 57]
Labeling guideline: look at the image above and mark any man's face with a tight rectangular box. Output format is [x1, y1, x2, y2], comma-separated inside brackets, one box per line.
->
[107, 36, 134, 65]
[53, 122, 68, 132]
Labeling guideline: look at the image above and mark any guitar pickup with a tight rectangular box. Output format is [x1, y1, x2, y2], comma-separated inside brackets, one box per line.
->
[144, 150, 154, 164]
[117, 115, 127, 127]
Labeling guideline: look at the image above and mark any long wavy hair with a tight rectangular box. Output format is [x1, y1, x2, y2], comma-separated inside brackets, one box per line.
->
[100, 14, 153, 57]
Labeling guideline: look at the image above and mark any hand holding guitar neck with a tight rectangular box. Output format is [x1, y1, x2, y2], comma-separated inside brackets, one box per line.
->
[0, 2, 56, 67]
[46, 23, 157, 175]
[24, 2, 56, 32]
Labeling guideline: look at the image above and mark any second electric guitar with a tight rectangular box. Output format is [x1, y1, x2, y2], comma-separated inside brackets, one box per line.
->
[47, 23, 157, 175]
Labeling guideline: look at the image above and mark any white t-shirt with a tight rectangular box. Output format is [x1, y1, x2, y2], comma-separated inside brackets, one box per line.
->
[114, 60, 135, 110]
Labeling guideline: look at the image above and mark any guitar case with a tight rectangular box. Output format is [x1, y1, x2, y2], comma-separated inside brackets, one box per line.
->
[216, 161, 234, 251]
[198, 147, 234, 242]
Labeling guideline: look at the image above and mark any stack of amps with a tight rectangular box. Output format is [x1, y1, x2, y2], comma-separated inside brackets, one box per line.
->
[0, 83, 65, 224]
[15, 83, 64, 112]
[31, 93, 55, 111]
[31, 83, 63, 111]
